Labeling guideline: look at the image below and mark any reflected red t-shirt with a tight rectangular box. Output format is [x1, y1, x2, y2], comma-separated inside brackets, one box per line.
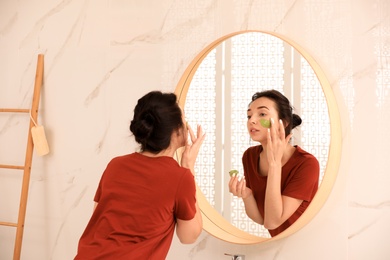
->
[75, 153, 197, 259]
[243, 145, 319, 237]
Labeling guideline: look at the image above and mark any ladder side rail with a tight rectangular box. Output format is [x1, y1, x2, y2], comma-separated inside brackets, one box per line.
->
[13, 54, 44, 260]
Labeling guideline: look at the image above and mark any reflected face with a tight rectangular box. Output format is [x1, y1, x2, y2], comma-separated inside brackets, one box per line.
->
[247, 97, 279, 143]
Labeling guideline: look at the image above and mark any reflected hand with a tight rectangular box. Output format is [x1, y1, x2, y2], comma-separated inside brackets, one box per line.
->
[228, 173, 252, 199]
[266, 118, 292, 164]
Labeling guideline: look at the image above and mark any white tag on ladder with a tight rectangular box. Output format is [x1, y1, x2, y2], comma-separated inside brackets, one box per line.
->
[31, 125, 50, 156]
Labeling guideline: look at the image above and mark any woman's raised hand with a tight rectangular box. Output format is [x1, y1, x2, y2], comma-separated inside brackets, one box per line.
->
[181, 124, 206, 173]
[266, 118, 292, 165]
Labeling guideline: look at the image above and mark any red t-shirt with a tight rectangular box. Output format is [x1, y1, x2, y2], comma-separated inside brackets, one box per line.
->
[75, 153, 197, 259]
[243, 145, 319, 237]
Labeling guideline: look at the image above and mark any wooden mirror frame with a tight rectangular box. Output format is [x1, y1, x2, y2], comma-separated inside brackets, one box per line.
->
[174, 30, 342, 244]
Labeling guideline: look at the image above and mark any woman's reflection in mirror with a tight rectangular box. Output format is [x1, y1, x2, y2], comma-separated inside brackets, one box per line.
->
[228, 89, 319, 237]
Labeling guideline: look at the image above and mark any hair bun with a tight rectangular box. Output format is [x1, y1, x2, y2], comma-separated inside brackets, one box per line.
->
[130, 109, 157, 145]
[143, 110, 156, 127]
[292, 114, 302, 128]
[139, 110, 157, 137]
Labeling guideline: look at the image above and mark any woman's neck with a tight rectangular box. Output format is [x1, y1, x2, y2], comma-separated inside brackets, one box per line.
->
[140, 147, 176, 158]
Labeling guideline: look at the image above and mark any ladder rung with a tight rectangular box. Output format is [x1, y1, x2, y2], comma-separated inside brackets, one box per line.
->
[0, 164, 25, 170]
[0, 221, 17, 227]
[0, 108, 29, 113]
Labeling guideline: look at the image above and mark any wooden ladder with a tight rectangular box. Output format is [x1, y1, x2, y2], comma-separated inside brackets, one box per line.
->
[0, 54, 44, 260]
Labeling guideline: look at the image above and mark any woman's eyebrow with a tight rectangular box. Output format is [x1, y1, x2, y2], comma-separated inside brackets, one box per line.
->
[247, 106, 269, 112]
[246, 106, 269, 113]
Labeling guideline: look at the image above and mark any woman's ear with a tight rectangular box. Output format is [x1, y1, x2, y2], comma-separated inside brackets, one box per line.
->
[174, 126, 187, 144]
[174, 128, 182, 138]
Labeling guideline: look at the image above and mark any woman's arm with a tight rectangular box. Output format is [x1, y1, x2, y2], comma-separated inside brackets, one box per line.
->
[263, 119, 301, 229]
[263, 163, 302, 229]
[176, 124, 205, 244]
[176, 196, 203, 244]
[242, 192, 264, 225]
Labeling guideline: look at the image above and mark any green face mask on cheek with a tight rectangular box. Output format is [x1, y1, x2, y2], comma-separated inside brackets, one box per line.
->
[260, 119, 271, 128]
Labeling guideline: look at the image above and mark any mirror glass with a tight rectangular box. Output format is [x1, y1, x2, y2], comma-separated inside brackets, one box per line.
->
[182, 31, 330, 238]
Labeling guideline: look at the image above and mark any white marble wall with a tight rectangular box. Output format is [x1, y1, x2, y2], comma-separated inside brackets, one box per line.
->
[0, 0, 388, 259]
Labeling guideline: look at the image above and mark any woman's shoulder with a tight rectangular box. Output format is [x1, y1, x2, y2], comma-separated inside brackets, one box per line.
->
[294, 146, 319, 164]
[110, 152, 135, 160]
[295, 146, 314, 156]
[106, 153, 141, 166]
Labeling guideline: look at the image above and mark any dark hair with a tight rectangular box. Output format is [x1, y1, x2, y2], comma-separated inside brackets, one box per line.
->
[129, 91, 183, 153]
[251, 89, 302, 136]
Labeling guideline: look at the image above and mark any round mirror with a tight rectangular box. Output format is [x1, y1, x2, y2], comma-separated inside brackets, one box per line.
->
[175, 30, 341, 244]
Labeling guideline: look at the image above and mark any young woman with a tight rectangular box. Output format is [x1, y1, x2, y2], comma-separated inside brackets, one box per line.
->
[229, 89, 319, 237]
[75, 91, 205, 259]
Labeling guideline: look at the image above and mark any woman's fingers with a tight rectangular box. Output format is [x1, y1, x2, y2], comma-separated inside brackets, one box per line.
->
[187, 124, 195, 143]
[236, 177, 245, 196]
[278, 119, 285, 140]
[228, 175, 236, 193]
[188, 124, 205, 145]
[267, 118, 290, 163]
[269, 118, 276, 141]
[269, 118, 289, 144]
[229, 174, 246, 197]
[195, 125, 205, 143]
[181, 124, 206, 171]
